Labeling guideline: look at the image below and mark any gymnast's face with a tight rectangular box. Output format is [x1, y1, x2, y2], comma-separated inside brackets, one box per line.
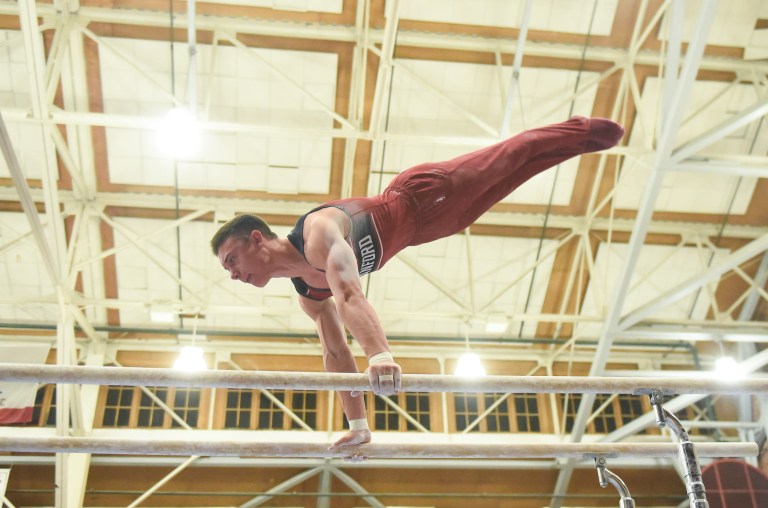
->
[218, 231, 271, 288]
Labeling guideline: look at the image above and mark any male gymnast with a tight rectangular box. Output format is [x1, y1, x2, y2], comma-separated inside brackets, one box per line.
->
[211, 116, 624, 450]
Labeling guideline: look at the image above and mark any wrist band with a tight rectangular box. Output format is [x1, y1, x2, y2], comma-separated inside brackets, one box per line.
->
[348, 418, 369, 431]
[368, 351, 394, 365]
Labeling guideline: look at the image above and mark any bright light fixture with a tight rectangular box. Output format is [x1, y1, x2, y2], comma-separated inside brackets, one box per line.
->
[455, 352, 486, 377]
[150, 308, 175, 323]
[485, 317, 509, 334]
[173, 346, 207, 371]
[714, 356, 744, 381]
[157, 107, 200, 158]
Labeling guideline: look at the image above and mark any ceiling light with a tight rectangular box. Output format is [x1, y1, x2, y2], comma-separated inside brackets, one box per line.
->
[173, 346, 207, 371]
[157, 107, 200, 159]
[455, 352, 486, 377]
[485, 316, 509, 334]
[714, 356, 744, 381]
[149, 307, 175, 323]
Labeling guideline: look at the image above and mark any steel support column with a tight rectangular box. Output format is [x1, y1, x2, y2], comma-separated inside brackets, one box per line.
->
[367, 0, 400, 139]
[549, 3, 718, 506]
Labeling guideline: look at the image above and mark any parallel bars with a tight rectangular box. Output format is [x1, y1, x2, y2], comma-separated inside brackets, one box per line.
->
[0, 436, 757, 459]
[2, 363, 767, 395]
[0, 363, 761, 460]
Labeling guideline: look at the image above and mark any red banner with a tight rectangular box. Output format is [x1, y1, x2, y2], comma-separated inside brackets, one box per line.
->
[0, 344, 51, 424]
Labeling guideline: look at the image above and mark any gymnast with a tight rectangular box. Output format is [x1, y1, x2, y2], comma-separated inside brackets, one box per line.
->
[210, 116, 624, 450]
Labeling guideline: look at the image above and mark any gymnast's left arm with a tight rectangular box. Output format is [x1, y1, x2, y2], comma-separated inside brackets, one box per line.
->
[304, 216, 402, 396]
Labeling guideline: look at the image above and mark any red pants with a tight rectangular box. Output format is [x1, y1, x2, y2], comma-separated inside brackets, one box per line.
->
[383, 116, 623, 247]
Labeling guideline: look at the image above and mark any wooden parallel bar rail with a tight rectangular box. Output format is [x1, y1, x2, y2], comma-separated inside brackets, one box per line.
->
[0, 436, 757, 459]
[1, 364, 767, 395]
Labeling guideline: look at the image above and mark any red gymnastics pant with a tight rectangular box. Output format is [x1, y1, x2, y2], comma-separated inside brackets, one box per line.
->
[382, 116, 624, 247]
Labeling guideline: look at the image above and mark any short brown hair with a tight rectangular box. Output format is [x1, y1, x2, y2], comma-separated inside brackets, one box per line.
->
[210, 214, 278, 255]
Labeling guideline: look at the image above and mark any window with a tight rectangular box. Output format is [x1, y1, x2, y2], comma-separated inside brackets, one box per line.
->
[454, 393, 481, 432]
[615, 395, 653, 435]
[454, 393, 544, 432]
[405, 393, 430, 431]
[514, 394, 540, 432]
[619, 395, 645, 425]
[26, 384, 56, 427]
[258, 390, 285, 429]
[171, 388, 201, 428]
[290, 391, 318, 429]
[561, 394, 650, 434]
[102, 386, 133, 427]
[455, 393, 542, 433]
[374, 396, 399, 430]
[484, 394, 510, 432]
[222, 389, 319, 430]
[592, 394, 618, 433]
[563, 394, 581, 433]
[137, 387, 169, 428]
[42, 386, 58, 426]
[225, 389, 252, 429]
[97, 385, 208, 429]
[368, 392, 432, 432]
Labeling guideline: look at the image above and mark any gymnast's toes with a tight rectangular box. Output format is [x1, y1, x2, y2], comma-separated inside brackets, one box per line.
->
[583, 117, 624, 152]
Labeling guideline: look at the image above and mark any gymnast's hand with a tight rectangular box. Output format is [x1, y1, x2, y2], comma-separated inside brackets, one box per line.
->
[366, 360, 402, 396]
[328, 429, 372, 463]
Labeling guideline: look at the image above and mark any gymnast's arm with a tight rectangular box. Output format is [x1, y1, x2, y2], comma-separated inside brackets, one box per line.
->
[298, 295, 358, 376]
[303, 214, 402, 395]
[299, 295, 372, 452]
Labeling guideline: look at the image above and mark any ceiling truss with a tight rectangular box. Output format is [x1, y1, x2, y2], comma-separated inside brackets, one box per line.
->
[1, 0, 768, 507]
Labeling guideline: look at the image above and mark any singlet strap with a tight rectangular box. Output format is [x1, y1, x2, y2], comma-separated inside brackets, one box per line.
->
[286, 204, 355, 300]
[291, 277, 333, 301]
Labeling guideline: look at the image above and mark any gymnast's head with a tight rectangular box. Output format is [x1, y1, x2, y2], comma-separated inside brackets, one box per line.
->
[211, 214, 278, 287]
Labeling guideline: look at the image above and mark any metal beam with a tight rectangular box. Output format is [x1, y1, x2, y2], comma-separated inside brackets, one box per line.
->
[499, 0, 533, 138]
[239, 466, 323, 508]
[316, 465, 332, 508]
[329, 467, 385, 508]
[0, 116, 60, 285]
[367, 0, 400, 138]
[671, 97, 768, 162]
[339, 0, 369, 199]
[0, 3, 762, 75]
[549, 3, 718, 506]
[618, 230, 768, 331]
[616, 326, 768, 343]
[16, 5, 88, 506]
[126, 456, 201, 508]
[5, 186, 767, 239]
[666, 161, 768, 178]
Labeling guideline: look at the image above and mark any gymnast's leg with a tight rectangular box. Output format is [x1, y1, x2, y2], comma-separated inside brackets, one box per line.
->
[408, 116, 623, 244]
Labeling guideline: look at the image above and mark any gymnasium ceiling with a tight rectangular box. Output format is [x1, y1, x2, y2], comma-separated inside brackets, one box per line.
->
[1, 0, 767, 361]
[0, 0, 768, 504]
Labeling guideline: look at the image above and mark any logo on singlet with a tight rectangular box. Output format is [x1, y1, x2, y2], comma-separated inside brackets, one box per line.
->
[358, 235, 377, 275]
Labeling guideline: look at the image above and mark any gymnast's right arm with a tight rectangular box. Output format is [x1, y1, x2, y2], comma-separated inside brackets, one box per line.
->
[298, 295, 360, 378]
[298, 295, 372, 451]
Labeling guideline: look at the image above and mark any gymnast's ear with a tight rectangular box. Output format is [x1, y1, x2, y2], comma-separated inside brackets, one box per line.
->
[249, 229, 264, 245]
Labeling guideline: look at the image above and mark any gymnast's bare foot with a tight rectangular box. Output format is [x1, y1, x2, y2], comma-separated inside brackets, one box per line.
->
[328, 429, 372, 463]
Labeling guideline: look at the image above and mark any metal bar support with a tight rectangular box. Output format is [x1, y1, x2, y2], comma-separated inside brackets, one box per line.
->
[650, 390, 709, 508]
[595, 457, 636, 508]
